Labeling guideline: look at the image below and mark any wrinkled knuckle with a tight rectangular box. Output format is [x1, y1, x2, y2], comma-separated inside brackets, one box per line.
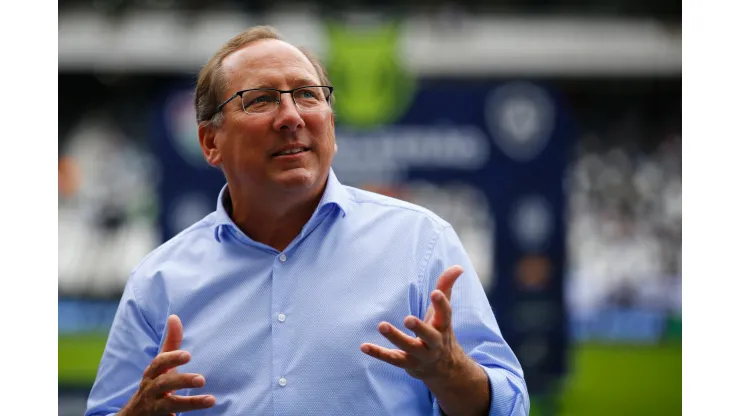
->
[143, 378, 158, 395]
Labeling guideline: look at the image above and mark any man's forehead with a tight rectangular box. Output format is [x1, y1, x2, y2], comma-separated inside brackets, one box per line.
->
[221, 39, 319, 87]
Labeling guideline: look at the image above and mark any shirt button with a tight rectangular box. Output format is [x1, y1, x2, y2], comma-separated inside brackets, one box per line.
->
[277, 313, 286, 322]
[278, 377, 287, 387]
[279, 253, 287, 262]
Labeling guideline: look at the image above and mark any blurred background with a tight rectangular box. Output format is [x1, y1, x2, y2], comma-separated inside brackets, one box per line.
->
[58, 1, 681, 415]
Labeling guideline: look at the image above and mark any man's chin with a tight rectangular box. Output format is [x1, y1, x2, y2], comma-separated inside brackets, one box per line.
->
[271, 168, 319, 190]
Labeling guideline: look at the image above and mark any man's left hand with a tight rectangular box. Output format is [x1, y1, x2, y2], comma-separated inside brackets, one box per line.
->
[360, 265, 472, 382]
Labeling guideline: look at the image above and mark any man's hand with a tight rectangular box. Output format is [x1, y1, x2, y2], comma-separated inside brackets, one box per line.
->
[360, 265, 491, 416]
[360, 265, 470, 380]
[119, 315, 216, 416]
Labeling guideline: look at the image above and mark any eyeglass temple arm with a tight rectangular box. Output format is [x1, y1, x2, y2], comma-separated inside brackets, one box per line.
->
[216, 92, 241, 113]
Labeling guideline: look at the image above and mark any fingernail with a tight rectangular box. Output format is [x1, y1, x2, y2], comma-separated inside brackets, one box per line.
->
[193, 375, 205, 386]
[179, 352, 189, 360]
[379, 323, 390, 333]
[431, 291, 442, 302]
[405, 318, 416, 328]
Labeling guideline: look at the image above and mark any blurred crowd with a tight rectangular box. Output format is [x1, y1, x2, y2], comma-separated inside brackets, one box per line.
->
[566, 134, 681, 317]
[58, 116, 160, 297]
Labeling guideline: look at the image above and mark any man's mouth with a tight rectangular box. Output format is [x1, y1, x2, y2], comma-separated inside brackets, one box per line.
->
[273, 147, 309, 157]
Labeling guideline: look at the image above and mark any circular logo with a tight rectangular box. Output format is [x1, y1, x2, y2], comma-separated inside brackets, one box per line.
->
[165, 90, 209, 168]
[485, 82, 555, 161]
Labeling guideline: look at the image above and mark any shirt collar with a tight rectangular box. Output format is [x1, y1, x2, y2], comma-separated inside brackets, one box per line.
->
[212, 168, 353, 241]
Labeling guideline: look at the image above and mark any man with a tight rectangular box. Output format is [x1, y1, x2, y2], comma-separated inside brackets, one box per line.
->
[85, 26, 529, 416]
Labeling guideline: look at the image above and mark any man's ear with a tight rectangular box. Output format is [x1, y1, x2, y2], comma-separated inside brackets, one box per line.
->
[198, 122, 222, 167]
[331, 112, 338, 153]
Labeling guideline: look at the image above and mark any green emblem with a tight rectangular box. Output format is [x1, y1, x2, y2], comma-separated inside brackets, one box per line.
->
[325, 22, 416, 128]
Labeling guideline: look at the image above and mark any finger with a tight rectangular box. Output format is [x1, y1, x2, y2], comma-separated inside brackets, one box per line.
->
[161, 394, 216, 414]
[162, 315, 184, 353]
[360, 343, 419, 369]
[377, 322, 426, 354]
[430, 290, 453, 332]
[151, 373, 207, 396]
[435, 265, 464, 301]
[143, 351, 191, 380]
[404, 315, 443, 349]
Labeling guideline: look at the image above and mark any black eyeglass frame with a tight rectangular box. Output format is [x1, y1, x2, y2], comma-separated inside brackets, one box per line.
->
[214, 85, 334, 117]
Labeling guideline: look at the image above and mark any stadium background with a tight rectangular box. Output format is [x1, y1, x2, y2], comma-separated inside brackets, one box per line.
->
[58, 1, 681, 414]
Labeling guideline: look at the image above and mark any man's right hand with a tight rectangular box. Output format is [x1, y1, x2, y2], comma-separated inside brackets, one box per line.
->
[119, 315, 216, 416]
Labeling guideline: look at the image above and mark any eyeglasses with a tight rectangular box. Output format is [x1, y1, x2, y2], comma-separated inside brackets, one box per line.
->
[215, 85, 334, 116]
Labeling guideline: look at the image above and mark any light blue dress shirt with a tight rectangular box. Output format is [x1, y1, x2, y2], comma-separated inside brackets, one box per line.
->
[86, 169, 529, 416]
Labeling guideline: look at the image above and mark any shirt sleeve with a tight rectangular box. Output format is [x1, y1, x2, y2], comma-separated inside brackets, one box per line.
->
[422, 225, 530, 416]
[85, 276, 163, 416]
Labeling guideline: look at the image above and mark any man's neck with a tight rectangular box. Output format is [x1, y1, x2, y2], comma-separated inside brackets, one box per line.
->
[226, 180, 326, 252]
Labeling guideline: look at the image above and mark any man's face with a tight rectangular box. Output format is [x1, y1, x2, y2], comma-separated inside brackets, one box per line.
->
[202, 39, 336, 196]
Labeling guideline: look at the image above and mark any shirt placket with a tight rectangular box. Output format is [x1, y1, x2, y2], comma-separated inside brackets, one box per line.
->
[271, 246, 293, 416]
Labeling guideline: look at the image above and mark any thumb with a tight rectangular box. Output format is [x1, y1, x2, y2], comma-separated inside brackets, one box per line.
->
[162, 314, 184, 352]
[435, 265, 464, 301]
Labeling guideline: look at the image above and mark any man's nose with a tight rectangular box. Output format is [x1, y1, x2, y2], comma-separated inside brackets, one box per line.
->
[272, 94, 305, 132]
